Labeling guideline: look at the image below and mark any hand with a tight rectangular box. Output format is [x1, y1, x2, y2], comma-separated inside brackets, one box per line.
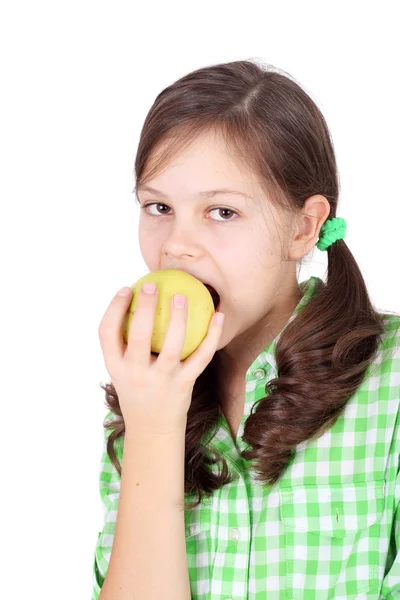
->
[98, 283, 225, 437]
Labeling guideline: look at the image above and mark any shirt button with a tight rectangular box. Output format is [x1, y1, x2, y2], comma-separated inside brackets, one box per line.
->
[253, 368, 265, 380]
[189, 524, 200, 535]
[229, 528, 240, 541]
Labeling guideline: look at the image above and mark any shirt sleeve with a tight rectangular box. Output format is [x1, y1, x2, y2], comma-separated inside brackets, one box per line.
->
[91, 411, 123, 600]
[380, 396, 400, 598]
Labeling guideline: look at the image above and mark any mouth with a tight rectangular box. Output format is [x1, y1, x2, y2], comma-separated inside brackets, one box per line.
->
[203, 283, 221, 312]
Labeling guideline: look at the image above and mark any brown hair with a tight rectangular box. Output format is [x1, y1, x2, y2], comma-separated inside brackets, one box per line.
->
[100, 59, 393, 509]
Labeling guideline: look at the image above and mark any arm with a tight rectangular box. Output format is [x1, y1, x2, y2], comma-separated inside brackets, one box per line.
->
[94, 281, 223, 599]
[98, 423, 191, 600]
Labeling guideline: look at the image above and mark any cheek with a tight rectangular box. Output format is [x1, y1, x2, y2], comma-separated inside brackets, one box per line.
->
[138, 225, 160, 260]
[138, 233, 149, 260]
[139, 242, 159, 274]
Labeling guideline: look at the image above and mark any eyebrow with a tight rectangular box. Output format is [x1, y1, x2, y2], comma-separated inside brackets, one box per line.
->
[135, 185, 251, 199]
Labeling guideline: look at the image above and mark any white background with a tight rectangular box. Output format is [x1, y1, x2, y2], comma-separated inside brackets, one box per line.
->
[1, 1, 399, 598]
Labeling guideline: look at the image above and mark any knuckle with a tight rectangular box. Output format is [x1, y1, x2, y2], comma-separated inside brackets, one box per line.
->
[98, 314, 114, 332]
[176, 375, 192, 395]
[129, 329, 150, 343]
[128, 369, 152, 390]
[104, 360, 120, 381]
[139, 292, 156, 304]
[164, 348, 181, 362]
[98, 324, 108, 340]
[157, 354, 179, 375]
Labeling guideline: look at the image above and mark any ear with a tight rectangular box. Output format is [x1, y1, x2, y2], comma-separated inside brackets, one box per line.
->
[288, 195, 331, 260]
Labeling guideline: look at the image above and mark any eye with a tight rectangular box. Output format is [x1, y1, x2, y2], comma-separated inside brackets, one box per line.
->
[141, 203, 170, 216]
[210, 207, 238, 222]
[140, 202, 238, 223]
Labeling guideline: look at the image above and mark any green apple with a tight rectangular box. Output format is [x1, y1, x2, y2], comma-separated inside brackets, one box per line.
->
[121, 269, 218, 360]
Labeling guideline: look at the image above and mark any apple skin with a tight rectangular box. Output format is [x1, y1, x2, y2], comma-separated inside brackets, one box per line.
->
[121, 269, 216, 360]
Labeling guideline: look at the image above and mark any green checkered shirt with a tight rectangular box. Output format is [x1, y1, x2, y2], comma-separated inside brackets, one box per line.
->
[91, 276, 400, 599]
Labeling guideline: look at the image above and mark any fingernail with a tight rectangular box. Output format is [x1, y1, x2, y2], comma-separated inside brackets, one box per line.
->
[215, 312, 224, 326]
[173, 294, 186, 308]
[142, 282, 156, 295]
[117, 287, 132, 297]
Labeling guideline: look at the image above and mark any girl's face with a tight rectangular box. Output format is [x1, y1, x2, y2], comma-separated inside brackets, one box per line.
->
[137, 130, 300, 373]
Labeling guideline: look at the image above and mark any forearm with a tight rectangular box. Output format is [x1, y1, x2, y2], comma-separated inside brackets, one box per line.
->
[99, 423, 191, 600]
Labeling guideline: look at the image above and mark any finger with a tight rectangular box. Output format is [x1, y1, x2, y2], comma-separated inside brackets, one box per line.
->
[124, 282, 159, 368]
[98, 286, 134, 373]
[180, 311, 225, 381]
[156, 293, 188, 373]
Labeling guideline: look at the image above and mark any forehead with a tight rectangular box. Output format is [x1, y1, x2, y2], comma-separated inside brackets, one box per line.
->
[141, 129, 259, 191]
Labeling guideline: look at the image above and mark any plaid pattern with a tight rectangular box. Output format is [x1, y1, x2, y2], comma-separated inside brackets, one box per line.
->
[91, 276, 400, 599]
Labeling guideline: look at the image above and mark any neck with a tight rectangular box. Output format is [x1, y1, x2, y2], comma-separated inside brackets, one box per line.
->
[217, 281, 302, 382]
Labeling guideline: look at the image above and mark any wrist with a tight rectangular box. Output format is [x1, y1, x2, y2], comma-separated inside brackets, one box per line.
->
[125, 419, 188, 443]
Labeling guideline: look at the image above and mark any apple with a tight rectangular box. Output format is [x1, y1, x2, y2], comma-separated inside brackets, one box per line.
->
[121, 269, 219, 360]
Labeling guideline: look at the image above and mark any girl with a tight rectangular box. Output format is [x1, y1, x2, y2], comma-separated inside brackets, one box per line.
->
[92, 59, 400, 600]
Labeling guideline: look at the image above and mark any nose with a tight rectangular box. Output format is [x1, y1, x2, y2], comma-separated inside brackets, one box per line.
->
[162, 220, 201, 259]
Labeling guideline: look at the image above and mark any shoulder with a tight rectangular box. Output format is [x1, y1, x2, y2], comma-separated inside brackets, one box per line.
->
[377, 313, 400, 371]
[368, 313, 400, 372]
[352, 312, 400, 402]
[380, 312, 400, 341]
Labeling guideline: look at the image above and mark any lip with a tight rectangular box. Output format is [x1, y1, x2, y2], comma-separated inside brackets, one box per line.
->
[199, 278, 219, 295]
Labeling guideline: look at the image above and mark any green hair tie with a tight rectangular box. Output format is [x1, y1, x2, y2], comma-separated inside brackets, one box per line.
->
[316, 217, 347, 251]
